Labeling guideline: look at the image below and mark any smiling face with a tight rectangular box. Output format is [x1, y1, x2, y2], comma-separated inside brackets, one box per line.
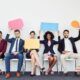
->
[14, 30, 20, 38]
[30, 31, 35, 39]
[63, 30, 69, 38]
[44, 31, 54, 41]
[46, 33, 52, 40]
[30, 33, 35, 38]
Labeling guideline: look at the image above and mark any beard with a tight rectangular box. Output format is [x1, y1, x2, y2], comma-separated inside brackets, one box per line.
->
[64, 36, 68, 38]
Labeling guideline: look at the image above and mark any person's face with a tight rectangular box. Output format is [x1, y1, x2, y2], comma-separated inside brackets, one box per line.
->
[30, 33, 35, 38]
[47, 34, 51, 40]
[63, 31, 69, 38]
[0, 33, 2, 38]
[14, 32, 20, 38]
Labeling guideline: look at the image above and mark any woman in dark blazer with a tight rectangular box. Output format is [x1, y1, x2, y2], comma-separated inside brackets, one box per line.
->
[39, 31, 59, 75]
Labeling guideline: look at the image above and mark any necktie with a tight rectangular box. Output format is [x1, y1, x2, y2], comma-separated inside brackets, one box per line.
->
[15, 39, 18, 52]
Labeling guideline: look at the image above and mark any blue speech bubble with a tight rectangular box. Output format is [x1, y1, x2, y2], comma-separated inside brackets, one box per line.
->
[41, 22, 59, 32]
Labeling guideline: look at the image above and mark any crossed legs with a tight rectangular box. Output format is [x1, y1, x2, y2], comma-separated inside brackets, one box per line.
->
[45, 54, 57, 75]
[30, 50, 43, 75]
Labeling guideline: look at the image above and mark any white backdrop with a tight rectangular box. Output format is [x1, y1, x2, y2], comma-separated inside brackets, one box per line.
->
[0, 0, 80, 52]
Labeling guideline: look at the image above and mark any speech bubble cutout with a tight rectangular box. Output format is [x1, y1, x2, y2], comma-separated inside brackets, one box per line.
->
[8, 18, 24, 30]
[41, 22, 58, 32]
[71, 20, 79, 28]
[24, 39, 40, 50]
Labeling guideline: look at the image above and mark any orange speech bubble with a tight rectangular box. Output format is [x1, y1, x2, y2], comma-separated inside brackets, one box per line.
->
[71, 20, 79, 28]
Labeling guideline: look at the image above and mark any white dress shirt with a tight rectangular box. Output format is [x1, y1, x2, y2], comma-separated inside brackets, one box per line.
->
[64, 38, 73, 52]
[12, 38, 20, 53]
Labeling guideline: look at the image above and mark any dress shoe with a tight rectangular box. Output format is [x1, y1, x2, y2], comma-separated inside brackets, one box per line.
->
[16, 72, 21, 77]
[5, 73, 11, 79]
[40, 67, 45, 72]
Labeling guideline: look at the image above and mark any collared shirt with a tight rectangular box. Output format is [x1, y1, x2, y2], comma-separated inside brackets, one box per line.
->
[64, 38, 73, 52]
[12, 38, 20, 53]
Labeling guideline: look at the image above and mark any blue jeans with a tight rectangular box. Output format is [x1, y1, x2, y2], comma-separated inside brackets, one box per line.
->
[5, 53, 23, 73]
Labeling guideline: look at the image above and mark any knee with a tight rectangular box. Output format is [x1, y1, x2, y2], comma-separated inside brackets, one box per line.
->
[31, 54, 35, 59]
[31, 50, 37, 54]
[54, 56, 57, 62]
[48, 56, 53, 61]
[18, 54, 23, 59]
[61, 54, 65, 59]
[48, 56, 51, 60]
[5, 55, 10, 60]
[60, 55, 66, 62]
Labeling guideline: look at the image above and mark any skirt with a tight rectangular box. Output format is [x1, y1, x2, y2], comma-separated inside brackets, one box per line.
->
[26, 49, 39, 59]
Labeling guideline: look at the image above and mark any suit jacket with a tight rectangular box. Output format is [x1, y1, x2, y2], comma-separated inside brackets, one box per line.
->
[58, 30, 80, 54]
[40, 40, 59, 54]
[5, 34, 24, 54]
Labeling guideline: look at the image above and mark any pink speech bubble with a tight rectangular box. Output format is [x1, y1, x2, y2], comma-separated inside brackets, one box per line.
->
[8, 18, 24, 30]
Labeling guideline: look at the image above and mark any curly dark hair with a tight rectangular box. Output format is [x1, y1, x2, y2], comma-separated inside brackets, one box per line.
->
[44, 31, 54, 40]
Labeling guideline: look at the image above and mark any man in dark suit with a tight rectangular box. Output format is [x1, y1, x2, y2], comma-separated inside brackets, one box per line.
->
[5, 29, 24, 79]
[58, 29, 80, 74]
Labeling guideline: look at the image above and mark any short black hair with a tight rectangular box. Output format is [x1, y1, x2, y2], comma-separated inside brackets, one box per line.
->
[0, 31, 2, 34]
[44, 31, 54, 40]
[30, 31, 35, 35]
[63, 30, 69, 33]
[14, 29, 20, 33]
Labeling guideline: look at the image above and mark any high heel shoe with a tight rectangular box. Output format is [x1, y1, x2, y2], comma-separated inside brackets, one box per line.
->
[40, 67, 45, 72]
[49, 70, 54, 75]
[30, 74, 36, 77]
[45, 71, 48, 75]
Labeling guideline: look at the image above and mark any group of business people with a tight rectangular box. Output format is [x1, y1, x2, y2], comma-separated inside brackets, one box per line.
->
[0, 28, 80, 79]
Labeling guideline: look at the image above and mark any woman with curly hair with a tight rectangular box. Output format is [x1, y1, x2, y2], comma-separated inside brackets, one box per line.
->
[39, 31, 59, 75]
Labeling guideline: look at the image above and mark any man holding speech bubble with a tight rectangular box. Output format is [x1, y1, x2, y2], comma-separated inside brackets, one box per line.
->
[58, 29, 80, 75]
[5, 29, 24, 79]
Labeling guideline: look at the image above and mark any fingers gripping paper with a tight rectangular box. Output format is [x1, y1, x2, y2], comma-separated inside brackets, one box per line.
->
[24, 39, 40, 50]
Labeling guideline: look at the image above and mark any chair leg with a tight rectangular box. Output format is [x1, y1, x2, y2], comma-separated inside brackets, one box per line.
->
[22, 53, 27, 74]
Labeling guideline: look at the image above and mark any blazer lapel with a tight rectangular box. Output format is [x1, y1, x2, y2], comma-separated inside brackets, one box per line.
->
[63, 39, 65, 50]
[10, 38, 16, 52]
[19, 39, 21, 49]
[12, 38, 16, 47]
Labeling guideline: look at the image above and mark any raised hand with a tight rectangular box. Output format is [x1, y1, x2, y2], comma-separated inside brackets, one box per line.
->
[58, 31, 60, 36]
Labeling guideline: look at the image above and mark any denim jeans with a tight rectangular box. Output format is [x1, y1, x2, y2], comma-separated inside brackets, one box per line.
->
[5, 53, 23, 73]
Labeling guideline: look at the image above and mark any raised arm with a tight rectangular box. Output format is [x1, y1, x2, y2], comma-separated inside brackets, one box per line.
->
[5, 29, 13, 43]
[54, 31, 61, 44]
[38, 36, 44, 44]
[73, 29, 80, 41]
[37, 30, 45, 44]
